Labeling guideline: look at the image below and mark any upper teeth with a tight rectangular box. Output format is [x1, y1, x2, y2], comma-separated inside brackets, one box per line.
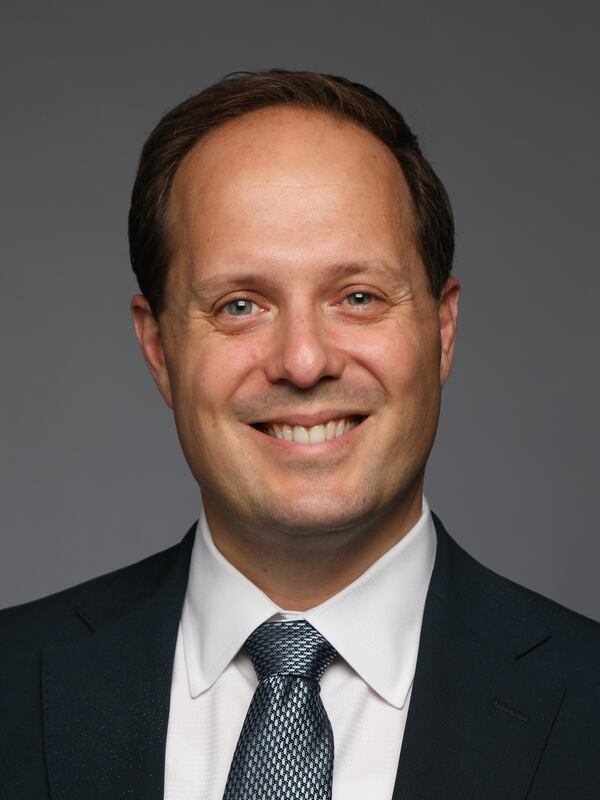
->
[265, 417, 359, 444]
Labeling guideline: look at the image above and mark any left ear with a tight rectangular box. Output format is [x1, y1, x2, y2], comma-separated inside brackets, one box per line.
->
[438, 276, 461, 386]
[131, 293, 174, 409]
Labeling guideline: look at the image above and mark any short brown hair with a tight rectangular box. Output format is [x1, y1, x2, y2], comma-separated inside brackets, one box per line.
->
[128, 69, 454, 316]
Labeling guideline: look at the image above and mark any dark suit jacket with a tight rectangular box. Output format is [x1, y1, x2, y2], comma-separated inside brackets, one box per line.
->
[1, 514, 599, 799]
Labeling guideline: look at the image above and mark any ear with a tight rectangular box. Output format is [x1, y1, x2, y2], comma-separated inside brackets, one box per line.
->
[131, 294, 174, 408]
[438, 276, 461, 386]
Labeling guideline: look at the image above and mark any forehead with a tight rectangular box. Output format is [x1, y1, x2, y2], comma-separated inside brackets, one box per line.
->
[167, 107, 420, 286]
[171, 106, 412, 222]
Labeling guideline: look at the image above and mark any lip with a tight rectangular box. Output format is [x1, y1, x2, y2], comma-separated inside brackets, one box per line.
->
[247, 414, 370, 452]
[249, 410, 369, 427]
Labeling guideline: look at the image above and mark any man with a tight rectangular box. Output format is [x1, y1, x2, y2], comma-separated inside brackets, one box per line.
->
[1, 70, 598, 799]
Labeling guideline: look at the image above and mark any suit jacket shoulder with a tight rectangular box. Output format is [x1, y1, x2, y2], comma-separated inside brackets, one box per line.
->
[0, 527, 195, 800]
[392, 514, 600, 800]
[434, 514, 600, 673]
[0, 530, 194, 651]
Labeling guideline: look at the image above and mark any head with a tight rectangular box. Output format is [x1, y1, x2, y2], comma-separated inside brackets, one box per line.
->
[130, 70, 460, 546]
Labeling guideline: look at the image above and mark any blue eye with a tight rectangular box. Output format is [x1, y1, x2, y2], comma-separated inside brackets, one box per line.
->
[224, 299, 256, 316]
[346, 291, 374, 306]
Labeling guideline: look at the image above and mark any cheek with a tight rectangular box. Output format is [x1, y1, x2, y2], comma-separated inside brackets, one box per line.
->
[179, 336, 263, 417]
[350, 324, 435, 396]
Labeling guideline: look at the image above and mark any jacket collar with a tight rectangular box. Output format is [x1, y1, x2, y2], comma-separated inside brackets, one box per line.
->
[42, 525, 196, 800]
[392, 513, 565, 799]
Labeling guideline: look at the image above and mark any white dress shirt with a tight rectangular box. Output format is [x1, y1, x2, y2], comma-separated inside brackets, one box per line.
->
[164, 498, 436, 800]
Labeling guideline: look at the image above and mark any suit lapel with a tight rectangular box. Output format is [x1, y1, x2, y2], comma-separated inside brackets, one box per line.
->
[42, 527, 195, 800]
[392, 517, 565, 800]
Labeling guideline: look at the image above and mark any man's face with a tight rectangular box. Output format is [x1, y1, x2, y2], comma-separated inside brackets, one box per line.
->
[134, 108, 459, 539]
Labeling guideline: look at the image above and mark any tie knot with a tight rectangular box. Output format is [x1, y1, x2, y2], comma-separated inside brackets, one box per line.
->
[245, 619, 336, 682]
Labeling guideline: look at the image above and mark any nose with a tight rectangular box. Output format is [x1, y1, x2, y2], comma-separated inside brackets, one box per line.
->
[264, 306, 345, 388]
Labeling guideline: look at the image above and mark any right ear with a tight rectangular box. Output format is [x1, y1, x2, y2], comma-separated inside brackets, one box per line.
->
[131, 294, 174, 408]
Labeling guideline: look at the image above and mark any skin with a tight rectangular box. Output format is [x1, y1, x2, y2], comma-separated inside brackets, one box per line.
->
[132, 107, 460, 610]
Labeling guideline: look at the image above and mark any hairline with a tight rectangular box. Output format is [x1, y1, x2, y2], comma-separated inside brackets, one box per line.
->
[158, 102, 425, 315]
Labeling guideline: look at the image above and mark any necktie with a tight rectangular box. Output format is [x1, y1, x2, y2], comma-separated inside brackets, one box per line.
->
[223, 619, 337, 799]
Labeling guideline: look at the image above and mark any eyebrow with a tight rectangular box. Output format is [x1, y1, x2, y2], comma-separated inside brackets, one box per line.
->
[189, 273, 265, 303]
[189, 260, 405, 302]
[326, 261, 402, 280]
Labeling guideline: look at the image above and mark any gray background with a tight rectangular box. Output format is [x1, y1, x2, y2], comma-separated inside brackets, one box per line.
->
[1, 1, 598, 619]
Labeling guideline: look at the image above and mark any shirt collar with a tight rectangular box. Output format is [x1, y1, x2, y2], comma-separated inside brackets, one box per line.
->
[181, 498, 436, 709]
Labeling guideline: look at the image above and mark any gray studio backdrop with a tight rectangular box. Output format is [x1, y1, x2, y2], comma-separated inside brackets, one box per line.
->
[1, 1, 598, 619]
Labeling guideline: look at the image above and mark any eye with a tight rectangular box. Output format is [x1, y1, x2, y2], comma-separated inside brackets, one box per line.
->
[345, 291, 375, 306]
[222, 298, 260, 317]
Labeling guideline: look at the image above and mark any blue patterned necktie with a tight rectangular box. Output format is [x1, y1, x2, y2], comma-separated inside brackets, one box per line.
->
[223, 619, 337, 799]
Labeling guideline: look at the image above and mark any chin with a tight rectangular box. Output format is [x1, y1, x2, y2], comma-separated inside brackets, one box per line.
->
[252, 491, 379, 537]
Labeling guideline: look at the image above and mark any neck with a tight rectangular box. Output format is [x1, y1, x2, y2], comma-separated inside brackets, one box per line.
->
[203, 482, 424, 611]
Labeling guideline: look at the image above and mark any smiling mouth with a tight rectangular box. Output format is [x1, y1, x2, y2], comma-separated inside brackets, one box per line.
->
[252, 415, 365, 444]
